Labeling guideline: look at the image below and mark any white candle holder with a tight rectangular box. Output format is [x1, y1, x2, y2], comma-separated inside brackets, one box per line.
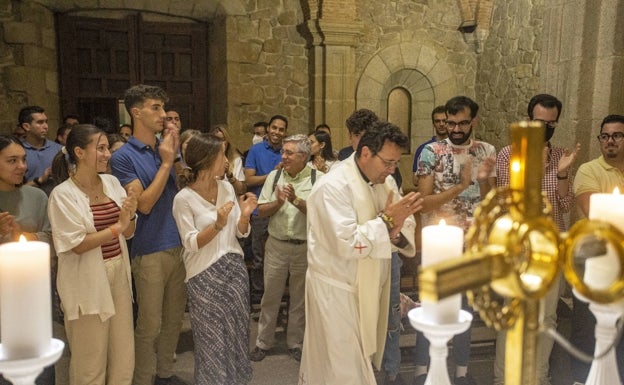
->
[0, 338, 64, 385]
[408, 307, 473, 385]
[573, 290, 624, 385]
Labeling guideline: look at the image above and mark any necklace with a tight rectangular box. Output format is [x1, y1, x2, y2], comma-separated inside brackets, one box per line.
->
[72, 175, 102, 201]
[191, 183, 218, 205]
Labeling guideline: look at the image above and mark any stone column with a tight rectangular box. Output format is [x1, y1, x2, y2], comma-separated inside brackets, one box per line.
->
[303, 20, 362, 148]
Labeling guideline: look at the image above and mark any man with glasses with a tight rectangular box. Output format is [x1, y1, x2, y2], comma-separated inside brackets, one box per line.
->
[249, 134, 320, 363]
[571, 114, 624, 384]
[493, 93, 580, 385]
[299, 122, 420, 385]
[412, 105, 448, 188]
[414, 95, 496, 385]
[245, 115, 287, 296]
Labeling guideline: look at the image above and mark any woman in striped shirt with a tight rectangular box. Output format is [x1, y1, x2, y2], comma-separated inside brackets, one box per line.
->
[48, 124, 138, 385]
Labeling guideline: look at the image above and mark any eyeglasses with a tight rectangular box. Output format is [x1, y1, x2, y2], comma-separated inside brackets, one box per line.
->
[533, 119, 558, 129]
[445, 119, 472, 129]
[597, 132, 624, 143]
[280, 149, 304, 156]
[376, 154, 400, 169]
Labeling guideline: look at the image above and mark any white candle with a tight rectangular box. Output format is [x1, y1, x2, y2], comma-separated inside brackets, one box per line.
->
[589, 188, 624, 233]
[586, 188, 624, 290]
[421, 220, 463, 324]
[0, 237, 51, 359]
[584, 244, 619, 290]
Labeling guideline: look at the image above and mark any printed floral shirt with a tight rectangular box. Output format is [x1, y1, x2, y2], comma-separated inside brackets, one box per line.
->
[416, 138, 496, 230]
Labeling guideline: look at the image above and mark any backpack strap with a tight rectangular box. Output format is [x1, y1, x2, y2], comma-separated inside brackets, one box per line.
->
[272, 168, 283, 193]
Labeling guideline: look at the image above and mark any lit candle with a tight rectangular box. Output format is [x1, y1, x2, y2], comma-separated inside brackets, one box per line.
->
[421, 220, 463, 323]
[589, 187, 624, 233]
[0, 236, 51, 359]
[585, 187, 624, 289]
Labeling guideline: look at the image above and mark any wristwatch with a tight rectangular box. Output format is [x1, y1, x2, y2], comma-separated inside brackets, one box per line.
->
[292, 197, 302, 206]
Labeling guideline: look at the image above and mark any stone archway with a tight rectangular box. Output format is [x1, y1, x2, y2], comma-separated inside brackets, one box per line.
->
[355, 41, 459, 155]
[355, 42, 459, 191]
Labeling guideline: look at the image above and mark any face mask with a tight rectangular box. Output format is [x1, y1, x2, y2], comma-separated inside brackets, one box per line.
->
[252, 134, 264, 145]
[544, 125, 556, 142]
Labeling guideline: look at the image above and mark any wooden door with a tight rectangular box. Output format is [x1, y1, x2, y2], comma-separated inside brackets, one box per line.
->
[57, 14, 208, 131]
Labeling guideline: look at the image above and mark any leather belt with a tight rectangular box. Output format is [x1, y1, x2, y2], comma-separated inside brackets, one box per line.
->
[278, 238, 307, 245]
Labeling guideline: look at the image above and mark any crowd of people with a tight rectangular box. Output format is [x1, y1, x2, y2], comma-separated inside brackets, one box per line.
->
[2, 85, 623, 385]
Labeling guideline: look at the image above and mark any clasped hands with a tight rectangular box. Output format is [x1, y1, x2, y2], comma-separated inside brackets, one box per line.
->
[382, 191, 423, 239]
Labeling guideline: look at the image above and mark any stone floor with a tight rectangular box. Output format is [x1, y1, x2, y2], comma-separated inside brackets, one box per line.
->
[44, 302, 580, 385]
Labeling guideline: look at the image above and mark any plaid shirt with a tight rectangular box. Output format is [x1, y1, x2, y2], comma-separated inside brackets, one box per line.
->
[496, 143, 574, 231]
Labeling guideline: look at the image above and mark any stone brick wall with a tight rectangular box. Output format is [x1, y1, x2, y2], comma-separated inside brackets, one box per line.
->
[475, 0, 543, 150]
[221, 0, 310, 151]
[0, 1, 59, 135]
[356, 0, 476, 90]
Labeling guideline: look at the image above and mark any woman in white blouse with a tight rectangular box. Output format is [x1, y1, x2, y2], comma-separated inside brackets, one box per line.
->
[172, 133, 257, 385]
[48, 124, 137, 385]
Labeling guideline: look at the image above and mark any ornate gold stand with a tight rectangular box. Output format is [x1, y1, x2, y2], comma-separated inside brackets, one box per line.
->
[419, 122, 624, 385]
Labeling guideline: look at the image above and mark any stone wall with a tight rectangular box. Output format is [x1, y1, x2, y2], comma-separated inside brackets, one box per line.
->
[221, 0, 310, 151]
[353, 0, 478, 187]
[475, 0, 543, 150]
[0, 1, 59, 135]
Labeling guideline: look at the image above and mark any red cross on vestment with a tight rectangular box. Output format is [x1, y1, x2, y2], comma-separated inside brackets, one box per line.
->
[354, 242, 368, 254]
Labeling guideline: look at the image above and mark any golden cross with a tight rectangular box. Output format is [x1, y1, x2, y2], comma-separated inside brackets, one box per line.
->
[419, 122, 560, 385]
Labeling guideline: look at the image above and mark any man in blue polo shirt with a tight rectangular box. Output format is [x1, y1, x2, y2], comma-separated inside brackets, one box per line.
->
[244, 114, 287, 294]
[18, 106, 62, 196]
[111, 84, 187, 385]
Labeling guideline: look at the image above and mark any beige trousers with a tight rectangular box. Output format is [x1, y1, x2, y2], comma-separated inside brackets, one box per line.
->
[131, 247, 187, 385]
[65, 255, 134, 385]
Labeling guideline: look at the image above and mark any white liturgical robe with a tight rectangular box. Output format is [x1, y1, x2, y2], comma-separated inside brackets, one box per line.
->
[298, 154, 416, 385]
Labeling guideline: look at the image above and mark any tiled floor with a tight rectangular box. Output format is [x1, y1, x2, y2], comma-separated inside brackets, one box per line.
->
[46, 303, 580, 385]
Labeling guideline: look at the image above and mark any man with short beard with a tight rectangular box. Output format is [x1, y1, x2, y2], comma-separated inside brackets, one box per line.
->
[571, 114, 624, 384]
[413, 95, 496, 385]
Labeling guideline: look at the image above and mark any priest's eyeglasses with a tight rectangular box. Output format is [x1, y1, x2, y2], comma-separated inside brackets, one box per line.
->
[597, 132, 624, 143]
[376, 154, 400, 169]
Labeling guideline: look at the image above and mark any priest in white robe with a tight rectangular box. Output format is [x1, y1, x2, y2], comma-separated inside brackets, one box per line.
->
[299, 122, 423, 385]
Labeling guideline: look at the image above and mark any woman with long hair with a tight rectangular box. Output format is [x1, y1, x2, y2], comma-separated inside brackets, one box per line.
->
[0, 135, 54, 384]
[308, 130, 338, 173]
[209, 124, 246, 195]
[173, 133, 257, 385]
[0, 135, 51, 243]
[48, 124, 137, 385]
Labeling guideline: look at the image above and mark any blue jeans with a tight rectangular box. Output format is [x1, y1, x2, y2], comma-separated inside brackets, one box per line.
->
[414, 295, 472, 367]
[382, 252, 403, 376]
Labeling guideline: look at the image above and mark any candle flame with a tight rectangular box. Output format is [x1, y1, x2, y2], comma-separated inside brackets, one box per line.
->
[613, 187, 620, 195]
[439, 219, 446, 226]
[511, 160, 521, 173]
[18, 234, 26, 243]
